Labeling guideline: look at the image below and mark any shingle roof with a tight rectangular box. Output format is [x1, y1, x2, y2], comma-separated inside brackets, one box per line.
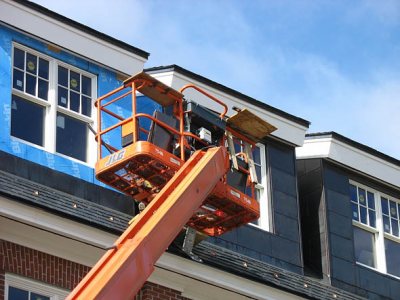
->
[192, 242, 365, 300]
[0, 169, 131, 233]
[0, 166, 366, 300]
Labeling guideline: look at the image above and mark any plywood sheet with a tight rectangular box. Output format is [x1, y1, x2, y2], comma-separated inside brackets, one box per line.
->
[227, 109, 277, 142]
[124, 72, 183, 107]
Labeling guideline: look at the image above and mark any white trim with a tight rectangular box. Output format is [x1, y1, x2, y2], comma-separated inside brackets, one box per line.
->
[12, 89, 51, 108]
[1, 0, 146, 74]
[148, 71, 308, 146]
[154, 252, 305, 300]
[0, 195, 116, 247]
[352, 220, 379, 234]
[296, 137, 400, 188]
[0, 196, 305, 299]
[5, 273, 69, 300]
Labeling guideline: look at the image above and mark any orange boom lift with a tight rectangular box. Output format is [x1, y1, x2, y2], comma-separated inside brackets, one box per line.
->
[67, 72, 276, 299]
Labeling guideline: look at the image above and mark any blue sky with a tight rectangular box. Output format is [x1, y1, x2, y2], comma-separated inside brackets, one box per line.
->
[32, 0, 400, 159]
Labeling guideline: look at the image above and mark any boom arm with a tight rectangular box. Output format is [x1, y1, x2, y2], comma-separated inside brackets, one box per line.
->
[67, 146, 229, 300]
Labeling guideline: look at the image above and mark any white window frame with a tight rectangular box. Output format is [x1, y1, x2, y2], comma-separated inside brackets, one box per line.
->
[11, 42, 97, 166]
[350, 180, 400, 279]
[250, 143, 271, 232]
[4, 273, 69, 300]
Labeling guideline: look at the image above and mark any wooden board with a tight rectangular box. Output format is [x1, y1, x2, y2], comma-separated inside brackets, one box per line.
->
[123, 72, 183, 107]
[227, 109, 277, 142]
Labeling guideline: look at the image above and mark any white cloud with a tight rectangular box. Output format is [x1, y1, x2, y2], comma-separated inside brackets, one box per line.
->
[29, 0, 400, 159]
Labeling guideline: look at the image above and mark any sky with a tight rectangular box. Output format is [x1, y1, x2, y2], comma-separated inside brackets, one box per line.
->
[31, 0, 400, 159]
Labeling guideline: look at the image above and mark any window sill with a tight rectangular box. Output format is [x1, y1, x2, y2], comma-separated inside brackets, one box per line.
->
[57, 106, 93, 124]
[10, 136, 94, 168]
[55, 150, 94, 168]
[10, 135, 45, 151]
[384, 233, 400, 243]
[12, 89, 51, 108]
[356, 262, 400, 281]
[248, 222, 271, 233]
[352, 220, 378, 234]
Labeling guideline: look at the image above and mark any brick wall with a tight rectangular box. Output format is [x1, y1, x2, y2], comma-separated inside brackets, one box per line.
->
[0, 239, 90, 298]
[0, 240, 192, 300]
[136, 282, 191, 300]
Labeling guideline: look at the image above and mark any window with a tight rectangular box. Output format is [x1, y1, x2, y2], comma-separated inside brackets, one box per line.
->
[5, 273, 69, 300]
[11, 43, 96, 164]
[232, 139, 270, 231]
[252, 144, 270, 230]
[350, 181, 400, 277]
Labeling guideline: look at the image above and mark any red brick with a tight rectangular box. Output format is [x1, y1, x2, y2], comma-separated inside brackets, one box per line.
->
[0, 240, 89, 291]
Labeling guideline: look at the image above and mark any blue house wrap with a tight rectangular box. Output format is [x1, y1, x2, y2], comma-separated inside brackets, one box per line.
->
[0, 24, 159, 187]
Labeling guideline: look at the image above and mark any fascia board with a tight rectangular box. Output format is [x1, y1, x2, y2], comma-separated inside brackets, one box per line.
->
[296, 138, 400, 188]
[154, 252, 306, 300]
[295, 137, 332, 159]
[149, 71, 308, 146]
[1, 0, 146, 74]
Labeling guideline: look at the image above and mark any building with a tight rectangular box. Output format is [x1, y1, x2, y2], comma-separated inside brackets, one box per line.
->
[0, 1, 399, 299]
[297, 132, 400, 299]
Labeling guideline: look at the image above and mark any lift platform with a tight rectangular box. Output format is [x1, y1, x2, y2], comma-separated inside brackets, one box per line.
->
[67, 72, 276, 299]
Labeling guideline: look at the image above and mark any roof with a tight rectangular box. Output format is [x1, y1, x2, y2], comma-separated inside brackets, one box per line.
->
[306, 132, 400, 168]
[12, 0, 149, 59]
[145, 65, 310, 128]
[0, 154, 365, 300]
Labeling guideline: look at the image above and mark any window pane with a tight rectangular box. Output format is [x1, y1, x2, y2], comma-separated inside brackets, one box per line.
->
[353, 226, 375, 268]
[253, 147, 260, 164]
[13, 47, 24, 69]
[392, 219, 399, 237]
[31, 292, 50, 300]
[38, 79, 48, 100]
[390, 200, 398, 218]
[26, 53, 37, 74]
[70, 71, 80, 92]
[256, 165, 261, 183]
[382, 197, 389, 215]
[82, 96, 92, 117]
[360, 206, 367, 224]
[352, 203, 359, 221]
[56, 113, 87, 161]
[350, 184, 357, 202]
[13, 69, 24, 91]
[58, 86, 68, 108]
[58, 66, 68, 87]
[70, 91, 80, 113]
[11, 95, 44, 146]
[8, 286, 29, 300]
[234, 141, 241, 154]
[358, 188, 366, 205]
[383, 215, 391, 233]
[385, 239, 400, 277]
[38, 58, 49, 79]
[367, 192, 375, 209]
[82, 75, 91, 96]
[368, 209, 376, 228]
[25, 74, 36, 96]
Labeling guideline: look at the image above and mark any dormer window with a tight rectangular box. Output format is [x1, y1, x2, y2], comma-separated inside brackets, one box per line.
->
[350, 181, 400, 278]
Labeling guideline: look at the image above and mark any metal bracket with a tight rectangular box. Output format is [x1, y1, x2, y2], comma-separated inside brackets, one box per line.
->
[244, 142, 258, 184]
[182, 227, 203, 263]
[226, 131, 239, 170]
